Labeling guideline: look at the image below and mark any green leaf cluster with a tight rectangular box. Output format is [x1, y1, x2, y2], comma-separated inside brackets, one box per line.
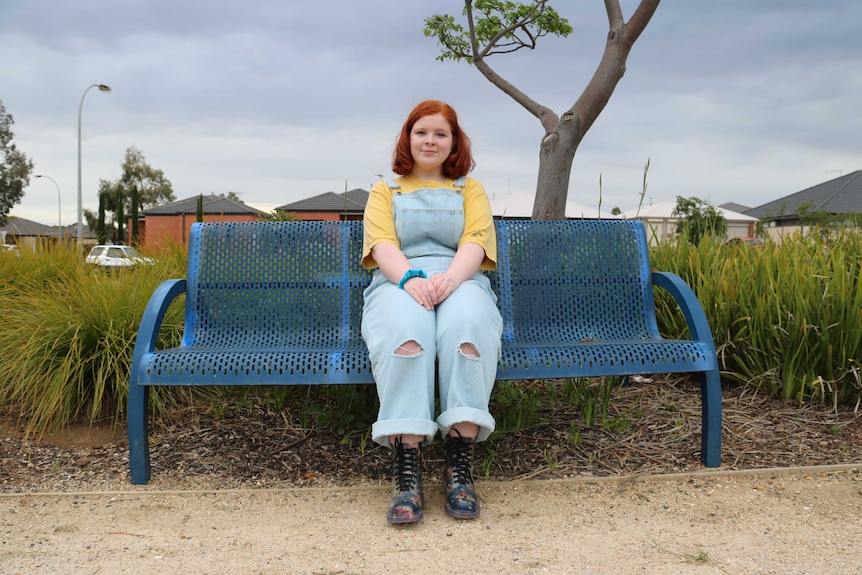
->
[672, 196, 728, 246]
[92, 146, 175, 241]
[0, 100, 34, 226]
[424, 0, 572, 63]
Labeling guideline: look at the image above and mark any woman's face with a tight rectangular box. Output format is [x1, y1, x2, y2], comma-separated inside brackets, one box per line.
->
[409, 113, 454, 179]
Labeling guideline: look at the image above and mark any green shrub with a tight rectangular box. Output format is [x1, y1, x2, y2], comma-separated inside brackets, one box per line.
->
[0, 241, 214, 435]
[489, 379, 543, 435]
[652, 229, 862, 406]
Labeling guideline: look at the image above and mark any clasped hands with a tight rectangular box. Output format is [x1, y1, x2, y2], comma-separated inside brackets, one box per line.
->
[402, 273, 457, 310]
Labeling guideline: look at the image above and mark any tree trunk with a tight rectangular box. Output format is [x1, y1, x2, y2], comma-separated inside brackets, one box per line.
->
[131, 184, 139, 246]
[532, 112, 582, 220]
[97, 194, 106, 245]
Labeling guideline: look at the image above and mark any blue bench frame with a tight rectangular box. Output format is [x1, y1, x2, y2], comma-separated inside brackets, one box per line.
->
[128, 219, 722, 484]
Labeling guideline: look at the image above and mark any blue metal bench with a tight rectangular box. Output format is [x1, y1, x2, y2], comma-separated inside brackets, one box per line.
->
[128, 219, 722, 484]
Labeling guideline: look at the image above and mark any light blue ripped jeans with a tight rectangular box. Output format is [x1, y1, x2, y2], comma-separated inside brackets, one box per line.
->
[361, 185, 502, 448]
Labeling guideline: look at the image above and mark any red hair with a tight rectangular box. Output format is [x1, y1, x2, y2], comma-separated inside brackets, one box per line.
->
[391, 100, 475, 178]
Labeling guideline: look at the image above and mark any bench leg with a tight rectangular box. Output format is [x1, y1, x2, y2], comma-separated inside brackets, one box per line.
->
[127, 383, 151, 485]
[699, 368, 722, 468]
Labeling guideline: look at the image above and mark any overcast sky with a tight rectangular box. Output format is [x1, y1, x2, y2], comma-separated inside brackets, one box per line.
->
[2, 0, 860, 226]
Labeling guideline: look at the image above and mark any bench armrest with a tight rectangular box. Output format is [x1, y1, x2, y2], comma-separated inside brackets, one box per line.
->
[651, 271, 716, 352]
[131, 279, 187, 364]
[128, 278, 186, 484]
[652, 271, 722, 468]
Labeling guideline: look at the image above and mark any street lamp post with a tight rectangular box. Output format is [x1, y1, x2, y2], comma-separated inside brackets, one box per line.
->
[77, 83, 112, 245]
[35, 174, 62, 240]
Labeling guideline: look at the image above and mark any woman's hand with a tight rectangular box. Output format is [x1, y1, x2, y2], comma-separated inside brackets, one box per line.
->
[369, 241, 486, 310]
[432, 243, 486, 304]
[430, 273, 458, 304]
[403, 276, 437, 310]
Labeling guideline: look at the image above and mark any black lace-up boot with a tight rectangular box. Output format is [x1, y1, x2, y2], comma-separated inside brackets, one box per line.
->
[443, 430, 480, 519]
[387, 438, 424, 524]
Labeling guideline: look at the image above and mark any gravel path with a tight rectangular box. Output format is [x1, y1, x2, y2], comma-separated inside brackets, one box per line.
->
[3, 466, 861, 575]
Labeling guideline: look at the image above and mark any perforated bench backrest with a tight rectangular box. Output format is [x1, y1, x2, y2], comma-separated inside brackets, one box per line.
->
[186, 221, 371, 350]
[488, 219, 660, 345]
[184, 219, 659, 351]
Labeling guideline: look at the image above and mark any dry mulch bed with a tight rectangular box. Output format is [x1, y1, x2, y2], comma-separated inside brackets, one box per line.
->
[2, 377, 861, 493]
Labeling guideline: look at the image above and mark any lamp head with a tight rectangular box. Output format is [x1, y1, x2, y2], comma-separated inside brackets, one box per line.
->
[35, 174, 44, 178]
[98, 84, 112, 93]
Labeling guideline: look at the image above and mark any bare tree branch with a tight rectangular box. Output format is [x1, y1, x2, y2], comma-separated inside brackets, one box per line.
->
[466, 0, 559, 130]
[566, 0, 660, 136]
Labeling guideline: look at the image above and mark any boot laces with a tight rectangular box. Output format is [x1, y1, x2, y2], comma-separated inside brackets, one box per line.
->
[393, 439, 421, 492]
[447, 433, 474, 485]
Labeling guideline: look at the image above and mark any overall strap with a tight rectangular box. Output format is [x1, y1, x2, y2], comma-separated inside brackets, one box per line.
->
[384, 176, 464, 191]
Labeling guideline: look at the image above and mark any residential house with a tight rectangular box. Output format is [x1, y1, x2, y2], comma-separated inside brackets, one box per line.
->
[275, 189, 369, 221]
[135, 194, 268, 250]
[0, 216, 72, 251]
[744, 170, 862, 240]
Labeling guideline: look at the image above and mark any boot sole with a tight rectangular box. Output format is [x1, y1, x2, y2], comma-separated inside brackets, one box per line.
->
[444, 504, 480, 520]
[387, 509, 424, 524]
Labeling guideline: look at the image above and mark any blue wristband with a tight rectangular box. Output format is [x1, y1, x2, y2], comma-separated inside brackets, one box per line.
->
[398, 269, 427, 289]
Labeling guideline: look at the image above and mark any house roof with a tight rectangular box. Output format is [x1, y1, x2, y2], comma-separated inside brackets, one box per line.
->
[720, 202, 752, 214]
[276, 189, 369, 213]
[744, 169, 862, 220]
[0, 216, 65, 237]
[490, 192, 619, 219]
[622, 200, 758, 222]
[142, 194, 267, 216]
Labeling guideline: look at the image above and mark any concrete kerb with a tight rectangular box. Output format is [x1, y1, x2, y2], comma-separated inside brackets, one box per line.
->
[2, 462, 859, 499]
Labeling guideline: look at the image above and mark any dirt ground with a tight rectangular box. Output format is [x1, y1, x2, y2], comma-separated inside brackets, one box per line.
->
[2, 379, 862, 574]
[2, 468, 861, 575]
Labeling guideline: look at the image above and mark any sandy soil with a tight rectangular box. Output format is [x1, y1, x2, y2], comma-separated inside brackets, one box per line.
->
[2, 466, 861, 575]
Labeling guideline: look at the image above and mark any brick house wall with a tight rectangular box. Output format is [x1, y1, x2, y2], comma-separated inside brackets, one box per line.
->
[140, 213, 264, 250]
[134, 195, 268, 251]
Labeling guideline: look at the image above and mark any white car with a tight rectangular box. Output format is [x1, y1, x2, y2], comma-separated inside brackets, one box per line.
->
[1, 244, 19, 255]
[85, 244, 155, 268]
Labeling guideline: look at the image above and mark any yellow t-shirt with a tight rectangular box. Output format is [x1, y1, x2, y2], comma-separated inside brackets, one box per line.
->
[362, 175, 497, 271]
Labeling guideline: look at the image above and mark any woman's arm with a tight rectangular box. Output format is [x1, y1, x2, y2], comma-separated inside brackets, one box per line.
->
[370, 241, 437, 311]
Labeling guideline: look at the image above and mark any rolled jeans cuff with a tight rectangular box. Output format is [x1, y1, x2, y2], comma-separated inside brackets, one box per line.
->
[437, 407, 496, 443]
[372, 419, 439, 448]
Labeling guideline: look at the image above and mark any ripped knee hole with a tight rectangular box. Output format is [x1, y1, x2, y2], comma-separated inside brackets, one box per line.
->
[458, 343, 480, 358]
[394, 340, 423, 356]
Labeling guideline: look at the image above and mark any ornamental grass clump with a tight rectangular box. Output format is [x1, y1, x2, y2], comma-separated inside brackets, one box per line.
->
[651, 229, 862, 407]
[0, 241, 197, 435]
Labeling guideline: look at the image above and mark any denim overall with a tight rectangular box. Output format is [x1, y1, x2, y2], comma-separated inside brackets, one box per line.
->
[362, 178, 503, 448]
